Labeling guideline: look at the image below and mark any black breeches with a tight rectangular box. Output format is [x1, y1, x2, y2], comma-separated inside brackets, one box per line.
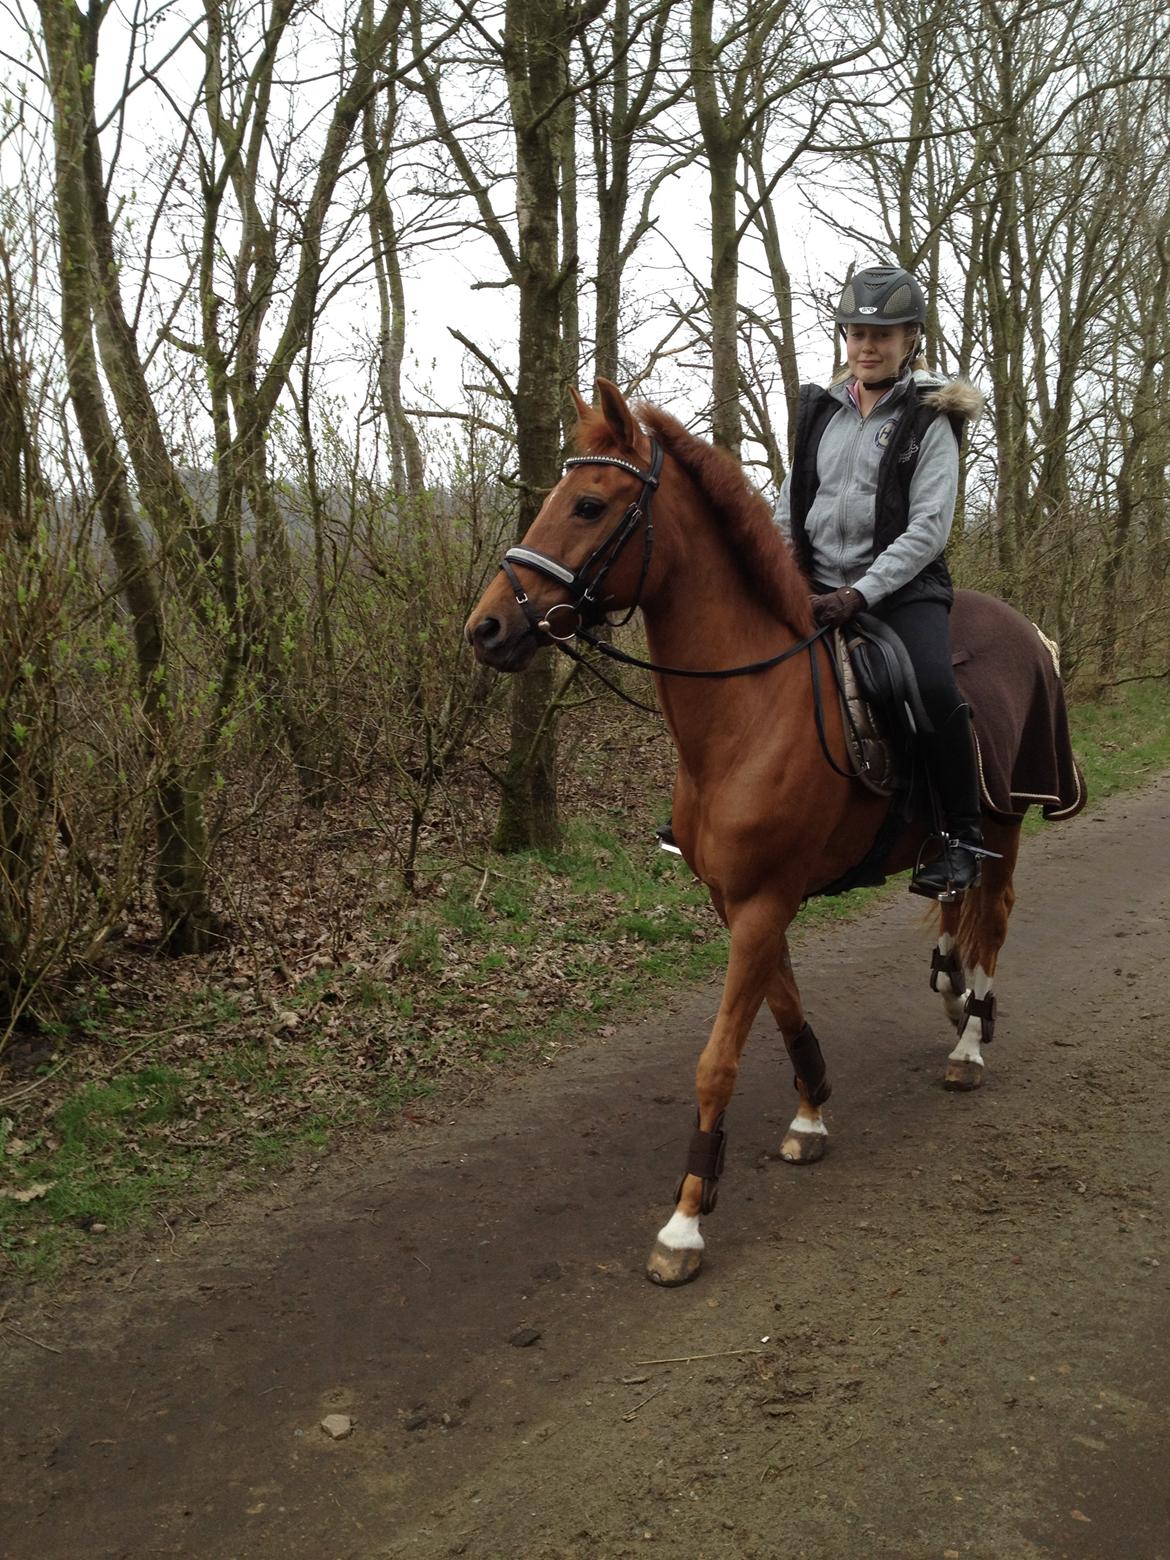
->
[867, 597, 964, 729]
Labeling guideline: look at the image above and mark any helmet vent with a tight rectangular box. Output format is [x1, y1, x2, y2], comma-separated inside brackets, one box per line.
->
[886, 284, 912, 315]
[839, 283, 856, 315]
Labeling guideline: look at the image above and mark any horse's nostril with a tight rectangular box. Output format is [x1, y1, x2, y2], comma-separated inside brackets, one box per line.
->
[472, 615, 500, 647]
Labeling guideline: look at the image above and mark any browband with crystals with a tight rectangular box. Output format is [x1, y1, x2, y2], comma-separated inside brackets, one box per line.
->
[563, 455, 659, 485]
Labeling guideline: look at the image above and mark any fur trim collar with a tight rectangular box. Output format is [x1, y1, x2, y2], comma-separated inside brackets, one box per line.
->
[914, 373, 985, 421]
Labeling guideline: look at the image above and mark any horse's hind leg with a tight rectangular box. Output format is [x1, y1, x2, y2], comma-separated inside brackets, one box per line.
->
[943, 821, 1020, 1091]
[931, 903, 968, 1030]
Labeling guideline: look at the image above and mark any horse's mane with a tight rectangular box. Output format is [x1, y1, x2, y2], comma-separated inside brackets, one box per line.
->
[577, 402, 814, 635]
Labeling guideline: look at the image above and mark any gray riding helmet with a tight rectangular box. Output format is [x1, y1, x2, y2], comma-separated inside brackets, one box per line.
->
[834, 265, 927, 332]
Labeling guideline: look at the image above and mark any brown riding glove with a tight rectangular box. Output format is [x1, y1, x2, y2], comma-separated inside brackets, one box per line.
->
[810, 586, 867, 628]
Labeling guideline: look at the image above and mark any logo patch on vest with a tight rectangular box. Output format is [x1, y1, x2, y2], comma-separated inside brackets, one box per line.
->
[875, 417, 897, 448]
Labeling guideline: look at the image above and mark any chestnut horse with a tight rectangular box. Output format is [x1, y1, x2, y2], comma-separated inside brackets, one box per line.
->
[466, 380, 1026, 1287]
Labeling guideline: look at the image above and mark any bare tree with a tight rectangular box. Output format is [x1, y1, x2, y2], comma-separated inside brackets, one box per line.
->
[407, 0, 607, 850]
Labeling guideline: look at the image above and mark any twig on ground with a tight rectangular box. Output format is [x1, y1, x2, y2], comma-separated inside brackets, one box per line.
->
[633, 1347, 763, 1366]
[760, 1461, 793, 1483]
[0, 1058, 70, 1108]
[622, 1386, 666, 1421]
[115, 1265, 143, 1293]
[2, 1320, 64, 1354]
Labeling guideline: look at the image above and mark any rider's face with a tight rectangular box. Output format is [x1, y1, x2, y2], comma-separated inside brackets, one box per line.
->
[845, 323, 917, 382]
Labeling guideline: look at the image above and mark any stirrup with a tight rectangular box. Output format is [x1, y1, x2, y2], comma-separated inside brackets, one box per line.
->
[909, 834, 1001, 903]
[655, 822, 682, 857]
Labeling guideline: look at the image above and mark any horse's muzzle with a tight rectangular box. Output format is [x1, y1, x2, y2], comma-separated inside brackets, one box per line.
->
[465, 610, 539, 672]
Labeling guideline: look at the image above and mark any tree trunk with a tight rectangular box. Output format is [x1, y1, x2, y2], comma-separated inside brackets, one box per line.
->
[691, 0, 742, 454]
[38, 0, 212, 954]
[490, 0, 583, 852]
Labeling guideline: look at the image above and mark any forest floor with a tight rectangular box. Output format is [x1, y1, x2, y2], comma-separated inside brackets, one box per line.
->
[2, 764, 1169, 1559]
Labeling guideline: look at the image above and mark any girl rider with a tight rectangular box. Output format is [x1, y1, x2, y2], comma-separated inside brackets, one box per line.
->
[774, 264, 987, 898]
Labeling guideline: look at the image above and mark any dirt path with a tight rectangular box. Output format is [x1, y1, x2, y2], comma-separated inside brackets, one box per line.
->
[4, 776, 1169, 1560]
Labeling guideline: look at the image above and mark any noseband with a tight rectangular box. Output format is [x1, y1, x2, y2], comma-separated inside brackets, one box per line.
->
[500, 441, 663, 642]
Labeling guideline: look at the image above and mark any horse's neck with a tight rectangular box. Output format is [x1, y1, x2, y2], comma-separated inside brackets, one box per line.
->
[642, 539, 808, 781]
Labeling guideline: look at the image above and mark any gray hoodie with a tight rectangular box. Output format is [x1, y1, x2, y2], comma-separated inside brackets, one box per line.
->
[773, 370, 975, 607]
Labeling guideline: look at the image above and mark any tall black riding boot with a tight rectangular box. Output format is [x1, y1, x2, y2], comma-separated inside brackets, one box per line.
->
[910, 703, 987, 900]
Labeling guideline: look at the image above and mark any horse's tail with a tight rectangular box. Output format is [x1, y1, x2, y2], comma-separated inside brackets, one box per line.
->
[949, 818, 1021, 977]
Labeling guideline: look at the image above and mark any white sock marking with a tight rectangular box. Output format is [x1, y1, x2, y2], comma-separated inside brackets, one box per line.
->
[657, 1209, 704, 1250]
[950, 963, 992, 1062]
[948, 1029, 985, 1065]
[785, 1113, 828, 1137]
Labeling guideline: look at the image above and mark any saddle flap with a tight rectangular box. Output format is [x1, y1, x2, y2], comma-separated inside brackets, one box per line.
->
[847, 614, 935, 740]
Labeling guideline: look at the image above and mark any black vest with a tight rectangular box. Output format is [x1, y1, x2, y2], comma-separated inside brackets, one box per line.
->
[787, 381, 959, 609]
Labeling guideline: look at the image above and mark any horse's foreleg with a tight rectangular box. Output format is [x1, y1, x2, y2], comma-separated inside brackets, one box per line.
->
[944, 822, 1020, 1091]
[646, 899, 785, 1287]
[763, 939, 830, 1165]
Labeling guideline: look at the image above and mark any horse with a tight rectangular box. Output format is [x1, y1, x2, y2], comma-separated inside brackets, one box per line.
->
[465, 378, 1082, 1286]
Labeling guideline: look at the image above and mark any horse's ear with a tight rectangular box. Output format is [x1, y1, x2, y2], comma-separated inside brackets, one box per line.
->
[567, 385, 592, 423]
[595, 377, 638, 452]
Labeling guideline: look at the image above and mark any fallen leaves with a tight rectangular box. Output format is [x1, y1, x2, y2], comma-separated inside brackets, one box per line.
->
[0, 1181, 53, 1203]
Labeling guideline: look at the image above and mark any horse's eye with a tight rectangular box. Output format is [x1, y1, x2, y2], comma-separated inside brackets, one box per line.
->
[574, 496, 605, 521]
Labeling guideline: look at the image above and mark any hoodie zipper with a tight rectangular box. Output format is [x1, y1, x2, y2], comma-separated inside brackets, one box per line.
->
[832, 386, 903, 578]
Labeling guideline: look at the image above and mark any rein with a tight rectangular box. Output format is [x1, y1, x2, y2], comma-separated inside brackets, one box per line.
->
[497, 442, 854, 773]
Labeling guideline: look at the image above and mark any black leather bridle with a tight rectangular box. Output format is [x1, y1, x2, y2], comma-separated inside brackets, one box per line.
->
[500, 442, 664, 643]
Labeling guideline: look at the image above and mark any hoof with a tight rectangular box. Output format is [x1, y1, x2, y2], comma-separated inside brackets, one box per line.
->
[779, 1129, 827, 1164]
[944, 1059, 984, 1091]
[646, 1241, 703, 1287]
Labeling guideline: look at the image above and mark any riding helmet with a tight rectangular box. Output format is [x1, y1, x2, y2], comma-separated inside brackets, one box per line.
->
[834, 265, 927, 331]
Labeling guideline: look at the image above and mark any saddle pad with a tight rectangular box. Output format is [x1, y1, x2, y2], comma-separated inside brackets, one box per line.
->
[950, 590, 1086, 822]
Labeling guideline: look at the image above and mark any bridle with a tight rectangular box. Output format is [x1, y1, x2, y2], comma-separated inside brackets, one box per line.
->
[500, 441, 664, 644]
